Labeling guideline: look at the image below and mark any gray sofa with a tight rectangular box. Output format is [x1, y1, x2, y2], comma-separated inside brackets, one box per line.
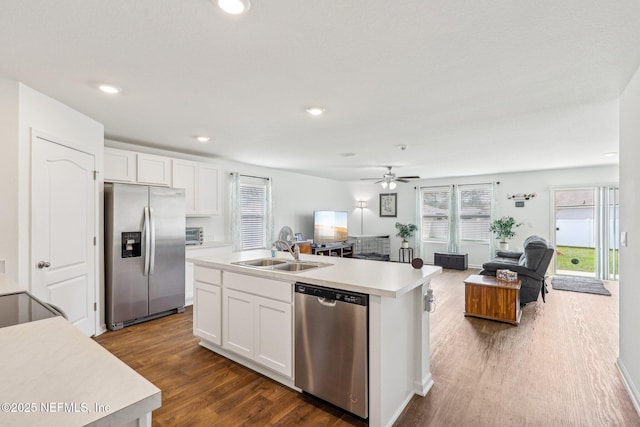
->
[479, 236, 554, 305]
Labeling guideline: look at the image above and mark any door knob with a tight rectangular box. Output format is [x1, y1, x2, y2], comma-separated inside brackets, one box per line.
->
[37, 261, 51, 269]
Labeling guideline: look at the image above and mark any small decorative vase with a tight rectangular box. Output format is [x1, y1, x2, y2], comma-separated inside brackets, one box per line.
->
[499, 242, 509, 250]
[401, 241, 409, 248]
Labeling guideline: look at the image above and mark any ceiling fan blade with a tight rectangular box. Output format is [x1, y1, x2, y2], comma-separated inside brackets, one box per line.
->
[395, 179, 410, 183]
[397, 175, 420, 180]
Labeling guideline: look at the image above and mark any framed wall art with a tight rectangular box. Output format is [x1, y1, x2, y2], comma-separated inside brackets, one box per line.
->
[379, 193, 397, 217]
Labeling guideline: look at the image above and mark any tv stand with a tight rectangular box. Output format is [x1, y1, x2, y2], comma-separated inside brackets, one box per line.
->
[313, 242, 354, 258]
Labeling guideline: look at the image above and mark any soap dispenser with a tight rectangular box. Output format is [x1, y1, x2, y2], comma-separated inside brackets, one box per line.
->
[270, 244, 277, 258]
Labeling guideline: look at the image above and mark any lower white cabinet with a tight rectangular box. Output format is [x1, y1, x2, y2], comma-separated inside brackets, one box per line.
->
[194, 281, 222, 345]
[193, 266, 223, 346]
[253, 296, 292, 375]
[223, 288, 255, 359]
[222, 288, 293, 377]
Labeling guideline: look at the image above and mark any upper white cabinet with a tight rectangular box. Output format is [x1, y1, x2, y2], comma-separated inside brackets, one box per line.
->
[104, 147, 136, 183]
[197, 163, 220, 215]
[104, 148, 171, 186]
[172, 159, 198, 215]
[104, 148, 220, 215]
[136, 153, 171, 186]
[172, 159, 220, 216]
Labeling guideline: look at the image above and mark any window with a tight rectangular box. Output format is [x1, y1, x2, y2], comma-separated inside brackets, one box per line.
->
[421, 186, 450, 241]
[458, 184, 492, 243]
[239, 181, 267, 250]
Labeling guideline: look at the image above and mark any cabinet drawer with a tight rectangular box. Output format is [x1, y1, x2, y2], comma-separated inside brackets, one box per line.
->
[194, 266, 222, 285]
[224, 272, 292, 303]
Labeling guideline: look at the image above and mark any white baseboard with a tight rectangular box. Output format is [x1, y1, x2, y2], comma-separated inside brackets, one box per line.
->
[617, 358, 640, 417]
[415, 372, 435, 397]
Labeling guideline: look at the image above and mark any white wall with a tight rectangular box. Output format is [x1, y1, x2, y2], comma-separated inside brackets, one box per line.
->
[105, 140, 353, 244]
[0, 80, 104, 332]
[17, 84, 104, 287]
[618, 63, 640, 414]
[348, 165, 618, 265]
[1, 81, 105, 284]
[0, 79, 19, 280]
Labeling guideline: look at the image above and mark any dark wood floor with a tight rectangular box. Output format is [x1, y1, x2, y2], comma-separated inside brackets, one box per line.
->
[94, 270, 640, 426]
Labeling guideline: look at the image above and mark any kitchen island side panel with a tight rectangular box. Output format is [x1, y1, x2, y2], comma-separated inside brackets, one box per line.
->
[369, 280, 433, 427]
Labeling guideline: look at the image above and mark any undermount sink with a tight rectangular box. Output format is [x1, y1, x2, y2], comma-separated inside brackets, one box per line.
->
[271, 262, 321, 272]
[234, 258, 287, 267]
[231, 258, 332, 273]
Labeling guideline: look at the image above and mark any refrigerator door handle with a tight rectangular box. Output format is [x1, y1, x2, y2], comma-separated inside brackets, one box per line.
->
[143, 206, 150, 276]
[149, 206, 156, 275]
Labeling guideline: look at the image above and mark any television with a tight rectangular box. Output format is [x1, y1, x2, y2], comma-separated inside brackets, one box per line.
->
[313, 210, 348, 245]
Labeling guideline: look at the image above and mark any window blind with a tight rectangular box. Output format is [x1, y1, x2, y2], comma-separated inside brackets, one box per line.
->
[458, 184, 492, 242]
[240, 183, 267, 250]
[421, 187, 450, 241]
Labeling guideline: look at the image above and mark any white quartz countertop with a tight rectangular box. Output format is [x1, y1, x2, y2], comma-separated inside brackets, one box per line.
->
[186, 241, 232, 250]
[188, 250, 442, 298]
[0, 274, 161, 427]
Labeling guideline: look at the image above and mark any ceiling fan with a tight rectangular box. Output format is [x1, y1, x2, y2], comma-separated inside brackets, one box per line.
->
[360, 166, 420, 189]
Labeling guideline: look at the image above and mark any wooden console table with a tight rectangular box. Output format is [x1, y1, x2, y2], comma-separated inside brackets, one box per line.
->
[464, 274, 521, 325]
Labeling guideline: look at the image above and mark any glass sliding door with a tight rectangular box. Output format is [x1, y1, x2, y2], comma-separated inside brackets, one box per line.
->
[604, 187, 620, 280]
[554, 188, 597, 278]
[553, 186, 619, 280]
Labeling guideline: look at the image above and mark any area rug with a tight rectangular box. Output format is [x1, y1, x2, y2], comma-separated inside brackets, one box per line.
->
[551, 276, 611, 296]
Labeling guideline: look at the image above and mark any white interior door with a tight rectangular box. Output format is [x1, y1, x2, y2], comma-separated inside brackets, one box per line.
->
[31, 134, 96, 336]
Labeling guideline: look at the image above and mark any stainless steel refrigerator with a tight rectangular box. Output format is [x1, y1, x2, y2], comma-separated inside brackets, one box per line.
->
[105, 183, 186, 330]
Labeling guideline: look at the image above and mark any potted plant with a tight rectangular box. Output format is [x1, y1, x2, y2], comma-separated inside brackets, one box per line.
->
[489, 216, 522, 250]
[395, 222, 418, 248]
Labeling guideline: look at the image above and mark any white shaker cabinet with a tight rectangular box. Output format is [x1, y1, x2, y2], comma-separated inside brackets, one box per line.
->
[204, 271, 294, 378]
[136, 153, 171, 186]
[193, 266, 222, 346]
[223, 288, 255, 359]
[172, 159, 220, 216]
[253, 296, 292, 376]
[197, 163, 221, 215]
[172, 159, 198, 215]
[104, 147, 136, 183]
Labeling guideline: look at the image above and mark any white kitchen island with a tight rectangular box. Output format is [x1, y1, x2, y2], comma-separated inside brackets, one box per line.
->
[189, 249, 441, 427]
[0, 274, 161, 427]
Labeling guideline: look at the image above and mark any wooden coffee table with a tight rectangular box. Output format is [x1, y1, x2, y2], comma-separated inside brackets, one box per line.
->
[464, 274, 522, 325]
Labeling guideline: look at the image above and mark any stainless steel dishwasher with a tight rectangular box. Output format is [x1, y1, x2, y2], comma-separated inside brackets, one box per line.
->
[294, 282, 368, 419]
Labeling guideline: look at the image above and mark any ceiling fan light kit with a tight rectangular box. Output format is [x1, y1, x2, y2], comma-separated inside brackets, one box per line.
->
[361, 166, 420, 189]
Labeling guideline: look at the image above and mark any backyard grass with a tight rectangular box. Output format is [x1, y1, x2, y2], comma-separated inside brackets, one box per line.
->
[556, 246, 595, 272]
[556, 245, 619, 274]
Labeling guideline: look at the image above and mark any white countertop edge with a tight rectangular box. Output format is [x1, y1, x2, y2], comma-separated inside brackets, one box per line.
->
[186, 241, 232, 250]
[188, 252, 441, 298]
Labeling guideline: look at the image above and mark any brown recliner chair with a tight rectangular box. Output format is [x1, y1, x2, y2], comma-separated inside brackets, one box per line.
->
[479, 236, 554, 305]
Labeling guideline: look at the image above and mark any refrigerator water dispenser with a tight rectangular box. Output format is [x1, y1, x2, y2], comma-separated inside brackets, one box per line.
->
[121, 232, 142, 258]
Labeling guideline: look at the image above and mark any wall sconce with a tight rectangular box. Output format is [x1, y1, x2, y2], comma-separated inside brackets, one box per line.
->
[356, 201, 367, 234]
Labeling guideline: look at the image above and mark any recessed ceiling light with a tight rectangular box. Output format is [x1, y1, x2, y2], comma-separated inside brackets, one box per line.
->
[217, 0, 250, 15]
[98, 84, 122, 94]
[306, 107, 325, 116]
[196, 136, 211, 142]
[604, 151, 617, 157]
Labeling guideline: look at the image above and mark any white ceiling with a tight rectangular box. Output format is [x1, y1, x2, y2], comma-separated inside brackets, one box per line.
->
[1, 1, 638, 181]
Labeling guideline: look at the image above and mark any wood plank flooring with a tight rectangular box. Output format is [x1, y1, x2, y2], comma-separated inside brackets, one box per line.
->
[94, 270, 640, 426]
